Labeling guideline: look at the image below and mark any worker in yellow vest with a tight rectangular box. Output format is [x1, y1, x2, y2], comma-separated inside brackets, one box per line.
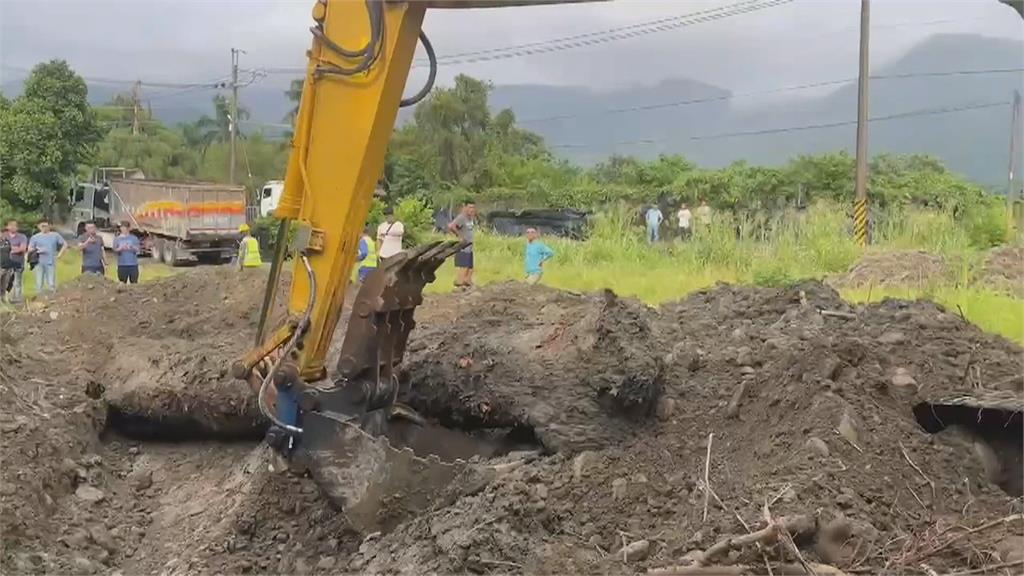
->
[237, 224, 263, 269]
[355, 226, 377, 282]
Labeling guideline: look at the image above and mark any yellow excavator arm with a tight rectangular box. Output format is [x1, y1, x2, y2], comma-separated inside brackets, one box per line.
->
[233, 0, 603, 532]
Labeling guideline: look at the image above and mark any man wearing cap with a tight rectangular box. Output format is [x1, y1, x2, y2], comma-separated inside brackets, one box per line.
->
[237, 224, 263, 269]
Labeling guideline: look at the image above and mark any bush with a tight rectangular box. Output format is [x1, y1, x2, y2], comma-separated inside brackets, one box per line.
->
[394, 197, 434, 247]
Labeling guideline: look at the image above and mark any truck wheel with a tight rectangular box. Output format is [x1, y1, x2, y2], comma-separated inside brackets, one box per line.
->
[162, 241, 177, 266]
[151, 238, 165, 261]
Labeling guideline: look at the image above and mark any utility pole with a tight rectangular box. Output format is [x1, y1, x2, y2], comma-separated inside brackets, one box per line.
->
[852, 0, 871, 247]
[1007, 90, 1022, 239]
[131, 80, 142, 136]
[230, 48, 241, 185]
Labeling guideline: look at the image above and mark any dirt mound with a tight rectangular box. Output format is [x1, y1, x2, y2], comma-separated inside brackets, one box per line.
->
[400, 283, 664, 452]
[829, 250, 951, 290]
[352, 281, 1023, 575]
[3, 270, 1023, 575]
[979, 245, 1024, 297]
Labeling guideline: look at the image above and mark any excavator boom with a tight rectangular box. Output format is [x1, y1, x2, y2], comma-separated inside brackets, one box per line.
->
[235, 0, 602, 532]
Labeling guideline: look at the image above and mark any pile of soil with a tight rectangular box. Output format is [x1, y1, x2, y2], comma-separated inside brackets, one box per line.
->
[979, 245, 1024, 297]
[2, 269, 1022, 575]
[401, 284, 663, 452]
[350, 281, 1023, 575]
[829, 250, 951, 290]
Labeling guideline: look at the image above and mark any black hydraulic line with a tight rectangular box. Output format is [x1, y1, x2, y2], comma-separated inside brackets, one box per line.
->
[401, 31, 436, 108]
[312, 0, 383, 77]
[256, 217, 292, 346]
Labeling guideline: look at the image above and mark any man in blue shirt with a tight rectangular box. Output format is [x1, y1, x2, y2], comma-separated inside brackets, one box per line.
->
[645, 205, 664, 244]
[524, 227, 554, 285]
[76, 221, 107, 275]
[27, 220, 67, 293]
[112, 222, 141, 284]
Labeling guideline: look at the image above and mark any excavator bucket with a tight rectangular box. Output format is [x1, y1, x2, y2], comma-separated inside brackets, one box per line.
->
[285, 240, 497, 532]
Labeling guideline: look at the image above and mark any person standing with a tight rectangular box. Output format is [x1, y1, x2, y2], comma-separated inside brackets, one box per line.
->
[676, 203, 693, 240]
[0, 218, 27, 301]
[376, 207, 405, 261]
[237, 224, 263, 269]
[447, 201, 476, 289]
[76, 221, 107, 276]
[645, 205, 664, 243]
[523, 228, 554, 285]
[27, 220, 66, 294]
[355, 226, 378, 283]
[696, 198, 712, 227]
[112, 222, 141, 284]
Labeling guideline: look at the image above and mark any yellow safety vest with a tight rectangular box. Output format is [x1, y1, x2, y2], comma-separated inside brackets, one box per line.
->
[240, 236, 263, 267]
[361, 236, 378, 268]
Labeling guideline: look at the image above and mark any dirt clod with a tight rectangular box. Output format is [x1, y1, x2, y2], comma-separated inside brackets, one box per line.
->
[74, 485, 105, 503]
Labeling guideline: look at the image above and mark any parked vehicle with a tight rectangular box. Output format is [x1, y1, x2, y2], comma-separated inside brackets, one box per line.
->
[259, 180, 285, 217]
[69, 169, 246, 265]
[485, 208, 589, 240]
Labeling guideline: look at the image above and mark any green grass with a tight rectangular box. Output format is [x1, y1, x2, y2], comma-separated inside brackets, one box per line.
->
[9, 251, 178, 301]
[426, 203, 1024, 344]
[842, 285, 1024, 344]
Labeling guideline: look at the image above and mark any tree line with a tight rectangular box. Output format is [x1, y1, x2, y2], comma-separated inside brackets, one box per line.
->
[0, 61, 1001, 229]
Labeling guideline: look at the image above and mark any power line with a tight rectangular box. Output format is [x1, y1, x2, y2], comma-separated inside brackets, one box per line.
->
[422, 0, 782, 62]
[518, 67, 1024, 124]
[549, 101, 1009, 148]
[258, 0, 796, 76]
[417, 0, 795, 67]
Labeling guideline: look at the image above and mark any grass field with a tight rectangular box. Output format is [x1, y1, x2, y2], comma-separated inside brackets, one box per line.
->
[426, 205, 1024, 344]
[2, 250, 177, 304]
[3, 205, 1020, 345]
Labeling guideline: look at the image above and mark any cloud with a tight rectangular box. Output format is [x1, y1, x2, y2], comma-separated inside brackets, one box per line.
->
[2, 0, 1021, 94]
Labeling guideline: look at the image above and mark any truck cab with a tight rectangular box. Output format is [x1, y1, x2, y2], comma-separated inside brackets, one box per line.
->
[70, 182, 112, 234]
[259, 181, 285, 217]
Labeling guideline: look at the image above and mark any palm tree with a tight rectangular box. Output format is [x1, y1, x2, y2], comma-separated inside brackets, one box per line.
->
[181, 94, 248, 158]
[283, 78, 303, 124]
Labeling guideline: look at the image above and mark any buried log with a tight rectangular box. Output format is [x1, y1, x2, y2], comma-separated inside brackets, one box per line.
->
[648, 563, 848, 576]
[100, 339, 267, 440]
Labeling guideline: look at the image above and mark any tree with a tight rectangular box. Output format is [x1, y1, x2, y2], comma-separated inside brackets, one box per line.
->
[284, 78, 303, 124]
[181, 94, 248, 157]
[0, 60, 99, 220]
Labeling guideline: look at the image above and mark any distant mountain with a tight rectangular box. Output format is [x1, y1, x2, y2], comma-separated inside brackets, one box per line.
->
[2, 33, 1020, 186]
[489, 33, 1024, 187]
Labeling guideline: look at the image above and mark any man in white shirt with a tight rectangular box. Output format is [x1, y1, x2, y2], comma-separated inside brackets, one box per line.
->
[696, 198, 712, 227]
[376, 207, 405, 260]
[677, 203, 693, 240]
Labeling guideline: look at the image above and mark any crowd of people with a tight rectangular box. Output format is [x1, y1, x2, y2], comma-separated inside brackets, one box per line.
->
[352, 201, 554, 290]
[643, 199, 712, 244]
[0, 200, 563, 304]
[0, 218, 146, 303]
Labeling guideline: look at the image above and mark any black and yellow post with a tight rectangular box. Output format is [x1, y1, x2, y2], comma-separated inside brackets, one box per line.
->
[853, 197, 869, 247]
[852, 0, 871, 247]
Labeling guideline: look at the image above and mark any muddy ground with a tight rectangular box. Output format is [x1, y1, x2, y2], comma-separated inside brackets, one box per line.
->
[2, 267, 1023, 575]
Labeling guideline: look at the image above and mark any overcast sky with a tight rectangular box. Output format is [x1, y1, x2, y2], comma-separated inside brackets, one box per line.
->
[2, 0, 1022, 101]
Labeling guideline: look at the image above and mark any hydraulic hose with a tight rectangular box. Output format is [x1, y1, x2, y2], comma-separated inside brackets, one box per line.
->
[313, 0, 384, 77]
[257, 253, 317, 435]
[400, 31, 437, 107]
